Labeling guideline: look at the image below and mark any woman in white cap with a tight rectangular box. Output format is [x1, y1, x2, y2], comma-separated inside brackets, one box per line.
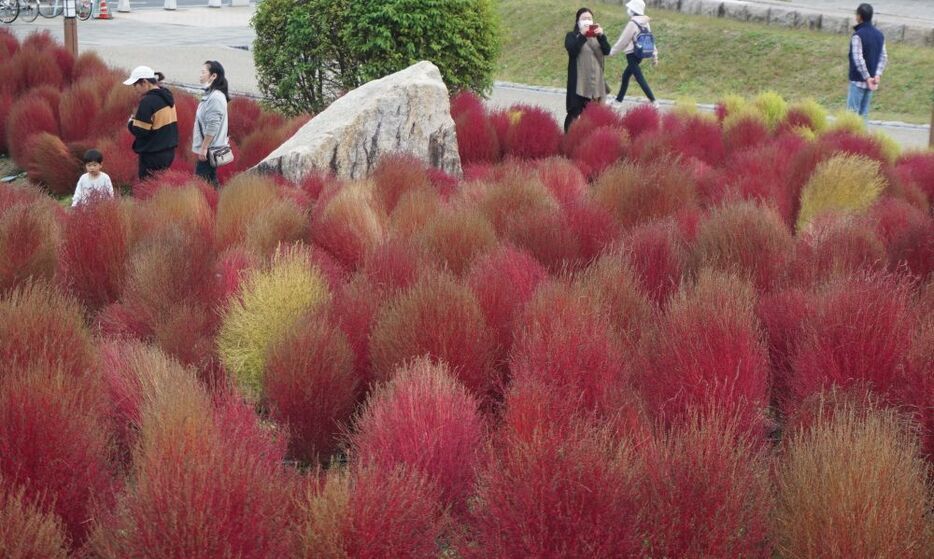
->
[564, 6, 612, 132]
[124, 65, 179, 179]
[611, 0, 659, 106]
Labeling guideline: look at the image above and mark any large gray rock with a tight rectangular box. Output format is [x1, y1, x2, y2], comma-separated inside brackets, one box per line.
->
[683, 0, 722, 17]
[769, 6, 799, 27]
[821, 14, 852, 34]
[875, 21, 906, 42]
[746, 4, 770, 23]
[903, 25, 934, 46]
[721, 0, 749, 21]
[255, 61, 462, 182]
[798, 12, 822, 30]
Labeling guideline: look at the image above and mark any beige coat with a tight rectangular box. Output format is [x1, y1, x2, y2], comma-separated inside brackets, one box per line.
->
[610, 15, 660, 58]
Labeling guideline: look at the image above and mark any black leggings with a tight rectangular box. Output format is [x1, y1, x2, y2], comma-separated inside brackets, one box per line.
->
[564, 94, 592, 133]
[616, 53, 655, 102]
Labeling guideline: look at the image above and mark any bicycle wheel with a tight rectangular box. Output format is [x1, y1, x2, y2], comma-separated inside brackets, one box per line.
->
[0, 0, 19, 23]
[76, 0, 91, 20]
[20, 0, 39, 21]
[37, 0, 59, 18]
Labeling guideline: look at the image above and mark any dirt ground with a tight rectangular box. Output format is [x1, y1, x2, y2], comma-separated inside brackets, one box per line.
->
[0, 157, 28, 189]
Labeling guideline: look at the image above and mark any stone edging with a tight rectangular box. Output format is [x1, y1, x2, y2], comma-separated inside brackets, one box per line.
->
[604, 0, 933, 46]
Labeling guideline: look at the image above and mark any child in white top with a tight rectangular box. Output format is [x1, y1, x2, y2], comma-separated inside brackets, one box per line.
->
[72, 149, 114, 207]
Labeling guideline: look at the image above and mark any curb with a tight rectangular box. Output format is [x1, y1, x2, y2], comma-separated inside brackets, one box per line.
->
[603, 0, 934, 46]
[493, 81, 931, 132]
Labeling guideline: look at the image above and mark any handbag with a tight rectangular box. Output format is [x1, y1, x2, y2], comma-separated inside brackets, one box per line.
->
[208, 145, 234, 168]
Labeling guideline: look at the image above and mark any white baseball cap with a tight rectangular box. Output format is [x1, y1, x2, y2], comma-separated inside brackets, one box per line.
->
[123, 65, 156, 85]
[626, 0, 646, 15]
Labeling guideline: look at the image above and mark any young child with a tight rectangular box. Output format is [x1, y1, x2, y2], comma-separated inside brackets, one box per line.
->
[72, 149, 114, 207]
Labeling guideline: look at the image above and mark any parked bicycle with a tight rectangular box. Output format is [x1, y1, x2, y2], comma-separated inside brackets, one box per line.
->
[0, 0, 40, 23]
[37, 0, 93, 20]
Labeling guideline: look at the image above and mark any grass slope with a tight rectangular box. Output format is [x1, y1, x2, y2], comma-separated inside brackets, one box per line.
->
[496, 0, 934, 123]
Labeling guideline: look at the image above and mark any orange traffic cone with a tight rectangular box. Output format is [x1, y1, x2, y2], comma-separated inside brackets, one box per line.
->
[96, 0, 113, 19]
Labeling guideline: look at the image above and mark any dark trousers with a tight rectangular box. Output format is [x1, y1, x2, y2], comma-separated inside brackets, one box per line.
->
[195, 158, 218, 187]
[616, 53, 655, 102]
[564, 94, 592, 133]
[138, 149, 175, 180]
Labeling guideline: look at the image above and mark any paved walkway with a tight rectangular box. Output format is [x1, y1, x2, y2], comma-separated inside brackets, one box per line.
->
[5, 6, 931, 149]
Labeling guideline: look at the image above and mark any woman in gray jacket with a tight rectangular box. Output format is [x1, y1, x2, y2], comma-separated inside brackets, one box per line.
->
[193, 60, 230, 186]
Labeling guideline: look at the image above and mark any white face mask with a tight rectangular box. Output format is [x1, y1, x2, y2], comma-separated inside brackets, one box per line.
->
[579, 17, 593, 31]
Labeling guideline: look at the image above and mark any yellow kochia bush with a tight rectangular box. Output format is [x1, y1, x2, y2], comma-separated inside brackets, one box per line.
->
[218, 246, 330, 400]
[796, 154, 885, 232]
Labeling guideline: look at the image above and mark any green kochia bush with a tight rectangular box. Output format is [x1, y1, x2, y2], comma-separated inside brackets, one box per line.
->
[344, 0, 499, 93]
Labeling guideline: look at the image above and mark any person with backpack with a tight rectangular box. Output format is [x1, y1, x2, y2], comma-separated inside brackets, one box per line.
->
[610, 0, 659, 106]
[564, 7, 612, 132]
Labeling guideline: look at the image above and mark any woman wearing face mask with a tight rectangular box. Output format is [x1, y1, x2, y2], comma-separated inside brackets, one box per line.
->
[193, 60, 230, 186]
[565, 7, 611, 132]
[610, 0, 659, 106]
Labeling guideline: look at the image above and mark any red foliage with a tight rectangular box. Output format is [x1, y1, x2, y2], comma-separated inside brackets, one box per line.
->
[455, 108, 501, 166]
[361, 237, 422, 293]
[227, 96, 263, 144]
[510, 281, 629, 421]
[133, 168, 209, 199]
[622, 219, 689, 307]
[722, 143, 800, 226]
[756, 288, 816, 399]
[59, 81, 99, 143]
[372, 153, 431, 213]
[621, 104, 661, 139]
[782, 107, 819, 131]
[535, 157, 586, 208]
[871, 198, 934, 281]
[215, 247, 257, 303]
[894, 151, 934, 204]
[572, 124, 628, 180]
[563, 102, 624, 156]
[786, 273, 916, 414]
[0, 28, 18, 58]
[368, 270, 498, 399]
[450, 90, 485, 121]
[467, 244, 547, 358]
[49, 46, 75, 84]
[0, 368, 115, 548]
[0, 480, 69, 559]
[72, 52, 111, 82]
[787, 216, 887, 288]
[330, 275, 384, 391]
[89, 86, 138, 142]
[0, 93, 13, 155]
[636, 271, 771, 435]
[15, 47, 65, 92]
[0, 200, 61, 293]
[59, 195, 130, 312]
[340, 466, 445, 559]
[666, 116, 727, 167]
[265, 309, 357, 465]
[818, 130, 888, 164]
[593, 160, 698, 230]
[25, 133, 83, 196]
[467, 424, 640, 558]
[93, 135, 139, 189]
[635, 413, 771, 558]
[350, 358, 485, 511]
[237, 125, 290, 171]
[5, 96, 59, 168]
[426, 166, 459, 198]
[724, 117, 770, 154]
[565, 198, 622, 262]
[504, 105, 562, 160]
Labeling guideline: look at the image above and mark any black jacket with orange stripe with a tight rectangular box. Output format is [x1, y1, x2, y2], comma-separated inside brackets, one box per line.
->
[128, 87, 179, 154]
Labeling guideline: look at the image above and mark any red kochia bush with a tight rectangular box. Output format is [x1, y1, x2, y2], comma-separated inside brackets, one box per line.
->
[0, 93, 13, 155]
[455, 108, 501, 166]
[621, 104, 661, 139]
[535, 157, 587, 208]
[723, 116, 769, 153]
[237, 125, 290, 171]
[572, 124, 628, 180]
[0, 480, 69, 559]
[59, 195, 130, 312]
[504, 105, 562, 160]
[0, 368, 115, 548]
[666, 116, 727, 167]
[92, 135, 138, 188]
[450, 90, 485, 120]
[637, 271, 771, 435]
[467, 424, 640, 558]
[787, 216, 887, 288]
[372, 153, 431, 213]
[623, 219, 689, 307]
[0, 199, 62, 293]
[330, 275, 385, 392]
[786, 273, 916, 415]
[467, 244, 547, 357]
[0, 28, 18, 58]
[349, 358, 485, 512]
[510, 281, 629, 421]
[5, 96, 59, 167]
[264, 309, 357, 465]
[226, 96, 263, 144]
[361, 237, 422, 293]
[25, 133, 84, 196]
[72, 51, 111, 82]
[635, 413, 772, 558]
[756, 287, 816, 399]
[58, 81, 99, 143]
[592, 160, 698, 230]
[368, 270, 497, 399]
[563, 102, 623, 155]
[894, 151, 934, 202]
[14, 47, 65, 92]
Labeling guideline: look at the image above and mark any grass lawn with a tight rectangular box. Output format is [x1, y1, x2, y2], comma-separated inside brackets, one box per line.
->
[496, 0, 934, 124]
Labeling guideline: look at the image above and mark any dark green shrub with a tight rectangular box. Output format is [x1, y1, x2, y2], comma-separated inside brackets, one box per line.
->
[251, 0, 362, 115]
[344, 0, 499, 93]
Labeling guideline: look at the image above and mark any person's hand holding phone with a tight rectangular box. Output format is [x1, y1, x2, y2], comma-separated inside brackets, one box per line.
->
[592, 24, 603, 36]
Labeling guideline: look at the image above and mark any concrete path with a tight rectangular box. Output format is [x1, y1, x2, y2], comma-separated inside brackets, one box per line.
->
[5, 6, 931, 149]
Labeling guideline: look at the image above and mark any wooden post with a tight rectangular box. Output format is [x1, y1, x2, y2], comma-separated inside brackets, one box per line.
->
[63, 18, 77, 56]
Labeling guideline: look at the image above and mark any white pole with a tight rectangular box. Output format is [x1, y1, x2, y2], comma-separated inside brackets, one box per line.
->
[208, 0, 221, 7]
[117, 0, 130, 12]
[163, 0, 176, 10]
